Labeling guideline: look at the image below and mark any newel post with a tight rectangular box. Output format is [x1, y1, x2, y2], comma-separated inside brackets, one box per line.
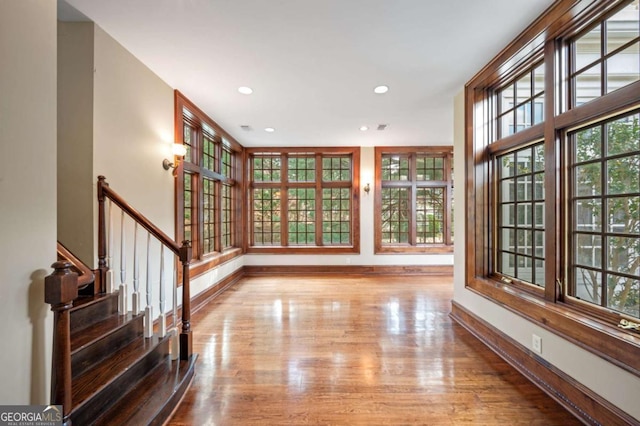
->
[97, 176, 108, 294]
[45, 261, 78, 425]
[178, 240, 192, 360]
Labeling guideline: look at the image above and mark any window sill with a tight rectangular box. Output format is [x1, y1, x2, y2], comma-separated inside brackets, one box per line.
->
[375, 245, 453, 254]
[467, 275, 640, 377]
[246, 246, 359, 255]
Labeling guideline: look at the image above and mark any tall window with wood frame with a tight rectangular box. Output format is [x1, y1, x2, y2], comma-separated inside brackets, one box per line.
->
[246, 147, 360, 254]
[465, 0, 640, 376]
[175, 91, 243, 274]
[374, 147, 453, 254]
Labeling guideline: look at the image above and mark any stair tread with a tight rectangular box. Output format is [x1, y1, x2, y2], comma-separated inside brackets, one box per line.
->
[94, 354, 197, 426]
[71, 312, 141, 353]
[71, 334, 164, 410]
[71, 292, 118, 312]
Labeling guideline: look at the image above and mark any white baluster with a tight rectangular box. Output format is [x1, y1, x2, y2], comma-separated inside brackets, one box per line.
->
[118, 210, 127, 314]
[158, 244, 167, 338]
[169, 254, 179, 360]
[144, 233, 153, 338]
[106, 199, 115, 293]
[132, 223, 140, 314]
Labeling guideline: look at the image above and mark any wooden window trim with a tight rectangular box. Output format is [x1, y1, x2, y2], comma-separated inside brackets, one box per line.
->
[245, 147, 361, 254]
[174, 90, 244, 278]
[465, 0, 640, 378]
[374, 146, 454, 254]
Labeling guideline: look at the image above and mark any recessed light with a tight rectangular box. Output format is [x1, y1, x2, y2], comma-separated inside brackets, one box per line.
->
[373, 85, 389, 94]
[264, 127, 275, 133]
[238, 86, 253, 95]
[360, 126, 369, 131]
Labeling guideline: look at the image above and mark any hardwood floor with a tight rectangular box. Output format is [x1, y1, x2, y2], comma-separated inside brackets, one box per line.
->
[169, 275, 581, 425]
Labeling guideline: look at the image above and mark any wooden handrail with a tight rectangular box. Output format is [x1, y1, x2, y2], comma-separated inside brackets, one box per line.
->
[97, 176, 192, 360]
[97, 176, 181, 257]
[57, 241, 95, 289]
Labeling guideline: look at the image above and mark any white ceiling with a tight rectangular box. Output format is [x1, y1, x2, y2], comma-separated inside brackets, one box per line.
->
[59, 0, 555, 148]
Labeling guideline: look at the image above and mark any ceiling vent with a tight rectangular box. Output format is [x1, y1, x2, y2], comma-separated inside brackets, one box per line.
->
[240, 125, 253, 131]
[377, 124, 388, 131]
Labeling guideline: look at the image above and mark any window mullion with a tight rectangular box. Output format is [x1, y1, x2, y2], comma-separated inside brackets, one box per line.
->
[544, 38, 559, 302]
[315, 153, 323, 246]
[409, 154, 417, 246]
[445, 153, 453, 246]
[281, 154, 289, 246]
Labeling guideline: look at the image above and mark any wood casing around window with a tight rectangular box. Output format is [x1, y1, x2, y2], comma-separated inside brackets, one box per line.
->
[464, 0, 640, 380]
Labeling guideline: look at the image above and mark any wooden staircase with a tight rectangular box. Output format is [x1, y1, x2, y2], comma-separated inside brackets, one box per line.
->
[46, 176, 196, 425]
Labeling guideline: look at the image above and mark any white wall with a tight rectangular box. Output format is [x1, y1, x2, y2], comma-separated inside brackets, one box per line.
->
[58, 22, 95, 266]
[451, 90, 640, 420]
[0, 0, 57, 404]
[243, 146, 454, 267]
[89, 24, 244, 305]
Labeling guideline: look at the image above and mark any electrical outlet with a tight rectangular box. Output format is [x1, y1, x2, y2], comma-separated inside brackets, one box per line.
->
[345, 257, 351, 264]
[532, 334, 542, 354]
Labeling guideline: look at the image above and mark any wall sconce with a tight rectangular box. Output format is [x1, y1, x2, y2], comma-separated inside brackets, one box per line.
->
[163, 143, 187, 172]
[363, 183, 371, 194]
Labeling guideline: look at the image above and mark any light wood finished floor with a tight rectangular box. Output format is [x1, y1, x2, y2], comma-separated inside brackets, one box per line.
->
[169, 275, 581, 425]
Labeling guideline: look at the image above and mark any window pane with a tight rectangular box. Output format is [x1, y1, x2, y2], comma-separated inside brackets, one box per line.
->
[575, 233, 602, 269]
[500, 110, 515, 138]
[575, 24, 602, 71]
[221, 184, 232, 249]
[252, 188, 281, 245]
[322, 188, 351, 245]
[606, 42, 640, 94]
[496, 142, 544, 286]
[607, 155, 639, 195]
[607, 196, 640, 234]
[516, 74, 531, 104]
[253, 155, 281, 182]
[416, 187, 444, 244]
[534, 64, 545, 95]
[606, 113, 640, 156]
[606, 236, 640, 275]
[416, 155, 445, 181]
[606, 3, 639, 54]
[203, 135, 216, 171]
[569, 111, 640, 319]
[323, 156, 352, 181]
[575, 125, 602, 162]
[381, 155, 409, 181]
[575, 199, 602, 232]
[575, 163, 602, 196]
[202, 177, 216, 254]
[607, 275, 639, 317]
[381, 188, 409, 244]
[501, 153, 515, 178]
[575, 63, 602, 106]
[575, 267, 602, 305]
[288, 156, 315, 182]
[288, 188, 316, 245]
[500, 83, 514, 114]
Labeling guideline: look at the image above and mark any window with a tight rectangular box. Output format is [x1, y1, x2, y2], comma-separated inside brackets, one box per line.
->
[497, 63, 545, 138]
[495, 142, 546, 287]
[374, 147, 453, 254]
[569, 111, 640, 318]
[246, 147, 360, 254]
[466, 0, 640, 375]
[175, 91, 243, 275]
[571, 2, 640, 106]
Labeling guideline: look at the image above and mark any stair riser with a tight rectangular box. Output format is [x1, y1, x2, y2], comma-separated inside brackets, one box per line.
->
[71, 337, 170, 426]
[72, 315, 144, 379]
[70, 294, 119, 334]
